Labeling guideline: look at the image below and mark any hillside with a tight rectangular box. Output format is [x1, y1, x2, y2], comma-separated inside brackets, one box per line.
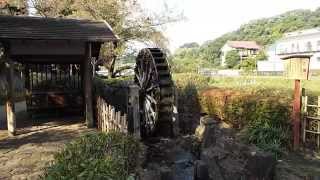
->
[171, 8, 320, 71]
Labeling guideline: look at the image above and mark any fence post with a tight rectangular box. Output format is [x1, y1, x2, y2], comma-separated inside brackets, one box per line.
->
[293, 79, 301, 151]
[318, 96, 320, 148]
[128, 85, 140, 139]
[95, 84, 140, 138]
[302, 95, 308, 144]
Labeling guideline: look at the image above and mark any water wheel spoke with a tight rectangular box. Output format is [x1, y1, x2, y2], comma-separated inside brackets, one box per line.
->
[135, 48, 174, 137]
[135, 73, 143, 87]
[142, 61, 153, 89]
[146, 84, 159, 93]
[146, 94, 157, 105]
[144, 61, 153, 88]
[144, 101, 154, 126]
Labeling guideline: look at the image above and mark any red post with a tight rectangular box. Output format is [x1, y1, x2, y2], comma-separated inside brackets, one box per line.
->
[293, 79, 301, 151]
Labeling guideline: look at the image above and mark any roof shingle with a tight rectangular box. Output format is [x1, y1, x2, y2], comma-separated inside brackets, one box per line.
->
[227, 41, 261, 50]
[0, 15, 118, 42]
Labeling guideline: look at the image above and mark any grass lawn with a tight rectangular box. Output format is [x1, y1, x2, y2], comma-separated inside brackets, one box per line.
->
[208, 75, 320, 96]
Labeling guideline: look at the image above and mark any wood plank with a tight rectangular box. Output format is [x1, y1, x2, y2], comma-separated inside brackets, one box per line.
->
[306, 116, 320, 120]
[305, 130, 320, 134]
[6, 50, 16, 136]
[84, 43, 94, 128]
[306, 105, 320, 108]
[293, 79, 301, 151]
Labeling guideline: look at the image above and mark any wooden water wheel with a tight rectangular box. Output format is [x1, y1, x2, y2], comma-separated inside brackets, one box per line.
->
[135, 48, 174, 137]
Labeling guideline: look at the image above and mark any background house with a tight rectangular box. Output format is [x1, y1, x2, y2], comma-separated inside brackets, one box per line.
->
[276, 28, 320, 71]
[220, 41, 262, 66]
[260, 28, 320, 74]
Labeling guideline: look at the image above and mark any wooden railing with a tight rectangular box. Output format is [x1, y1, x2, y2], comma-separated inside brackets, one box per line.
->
[302, 95, 320, 148]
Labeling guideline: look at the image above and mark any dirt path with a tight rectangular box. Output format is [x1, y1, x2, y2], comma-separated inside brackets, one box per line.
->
[0, 120, 95, 180]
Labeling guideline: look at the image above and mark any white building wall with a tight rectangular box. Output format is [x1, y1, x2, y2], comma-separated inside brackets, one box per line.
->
[263, 28, 320, 72]
[257, 61, 284, 72]
[310, 52, 320, 70]
[274, 29, 320, 70]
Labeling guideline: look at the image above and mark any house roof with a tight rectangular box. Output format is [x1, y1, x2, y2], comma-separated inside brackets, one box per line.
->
[0, 15, 119, 42]
[227, 41, 261, 50]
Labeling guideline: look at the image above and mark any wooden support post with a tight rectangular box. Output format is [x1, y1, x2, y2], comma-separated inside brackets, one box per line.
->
[6, 50, 16, 136]
[24, 64, 30, 91]
[318, 96, 320, 148]
[84, 43, 94, 128]
[302, 95, 308, 144]
[293, 79, 301, 151]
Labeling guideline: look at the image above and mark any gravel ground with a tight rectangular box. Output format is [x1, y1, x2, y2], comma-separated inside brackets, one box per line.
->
[0, 118, 95, 180]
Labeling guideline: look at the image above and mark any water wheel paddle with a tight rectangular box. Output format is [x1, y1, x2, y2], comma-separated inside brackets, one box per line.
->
[135, 48, 174, 137]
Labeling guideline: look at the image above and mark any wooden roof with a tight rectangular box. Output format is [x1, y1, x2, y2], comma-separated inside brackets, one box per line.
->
[227, 41, 262, 50]
[0, 15, 119, 42]
[280, 54, 313, 60]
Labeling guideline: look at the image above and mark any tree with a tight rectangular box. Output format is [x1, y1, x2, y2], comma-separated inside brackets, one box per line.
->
[225, 50, 240, 69]
[30, 0, 182, 77]
[0, 0, 27, 73]
[239, 57, 256, 72]
[0, 0, 27, 15]
[179, 42, 199, 49]
[255, 50, 268, 61]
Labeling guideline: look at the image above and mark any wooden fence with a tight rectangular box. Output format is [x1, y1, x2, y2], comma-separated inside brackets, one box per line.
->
[302, 95, 320, 148]
[95, 83, 140, 138]
[96, 96, 128, 133]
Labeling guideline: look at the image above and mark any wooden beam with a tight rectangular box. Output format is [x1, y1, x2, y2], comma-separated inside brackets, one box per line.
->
[84, 43, 94, 128]
[5, 48, 16, 136]
[293, 79, 301, 151]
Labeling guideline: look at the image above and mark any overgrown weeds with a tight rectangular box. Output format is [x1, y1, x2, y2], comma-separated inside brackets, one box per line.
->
[42, 132, 141, 180]
[173, 73, 302, 157]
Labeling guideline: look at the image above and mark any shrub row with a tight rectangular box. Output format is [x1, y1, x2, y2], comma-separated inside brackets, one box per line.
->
[174, 73, 293, 157]
[43, 132, 141, 180]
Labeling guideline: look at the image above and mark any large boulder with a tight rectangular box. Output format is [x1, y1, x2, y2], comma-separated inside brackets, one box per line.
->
[197, 116, 277, 180]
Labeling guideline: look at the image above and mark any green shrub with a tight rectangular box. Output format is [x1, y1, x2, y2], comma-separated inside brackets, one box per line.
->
[200, 88, 292, 157]
[243, 99, 291, 158]
[225, 50, 240, 69]
[43, 132, 141, 180]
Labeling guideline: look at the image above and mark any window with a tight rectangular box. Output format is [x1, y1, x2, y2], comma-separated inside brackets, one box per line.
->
[296, 43, 300, 52]
[306, 41, 312, 52]
[317, 40, 320, 50]
[317, 57, 320, 62]
[291, 43, 295, 53]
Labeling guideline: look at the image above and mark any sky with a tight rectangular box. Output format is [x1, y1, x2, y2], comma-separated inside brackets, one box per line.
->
[139, 0, 320, 51]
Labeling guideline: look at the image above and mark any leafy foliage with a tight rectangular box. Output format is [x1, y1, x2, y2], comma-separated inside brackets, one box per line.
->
[201, 87, 292, 157]
[0, 0, 27, 15]
[170, 47, 214, 73]
[43, 132, 141, 180]
[244, 99, 291, 157]
[239, 57, 256, 72]
[30, 0, 182, 76]
[225, 50, 240, 69]
[179, 42, 200, 49]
